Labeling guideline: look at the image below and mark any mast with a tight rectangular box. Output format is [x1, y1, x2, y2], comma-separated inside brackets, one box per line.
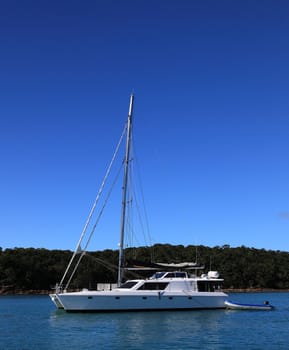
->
[117, 94, 134, 286]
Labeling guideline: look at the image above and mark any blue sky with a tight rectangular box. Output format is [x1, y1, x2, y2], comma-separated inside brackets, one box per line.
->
[1, 0, 289, 252]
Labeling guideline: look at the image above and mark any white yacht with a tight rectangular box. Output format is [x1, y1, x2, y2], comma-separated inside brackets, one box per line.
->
[50, 95, 227, 312]
[53, 269, 226, 312]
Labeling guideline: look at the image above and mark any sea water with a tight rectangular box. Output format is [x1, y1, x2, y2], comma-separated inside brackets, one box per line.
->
[1, 292, 289, 350]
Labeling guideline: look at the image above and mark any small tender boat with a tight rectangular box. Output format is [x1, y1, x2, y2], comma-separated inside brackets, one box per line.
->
[224, 300, 274, 310]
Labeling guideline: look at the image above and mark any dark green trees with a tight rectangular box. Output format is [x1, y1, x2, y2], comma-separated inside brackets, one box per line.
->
[1, 244, 289, 293]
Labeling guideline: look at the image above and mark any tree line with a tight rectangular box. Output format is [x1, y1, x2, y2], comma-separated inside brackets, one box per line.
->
[1, 244, 289, 293]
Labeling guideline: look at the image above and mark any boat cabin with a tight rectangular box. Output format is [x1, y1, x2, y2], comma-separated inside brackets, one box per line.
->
[117, 270, 224, 293]
[197, 280, 223, 292]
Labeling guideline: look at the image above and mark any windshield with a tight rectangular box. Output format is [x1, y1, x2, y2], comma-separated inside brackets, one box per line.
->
[150, 272, 166, 279]
[118, 281, 138, 289]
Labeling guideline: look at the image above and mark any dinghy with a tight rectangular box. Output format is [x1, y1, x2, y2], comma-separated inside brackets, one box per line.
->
[224, 300, 274, 310]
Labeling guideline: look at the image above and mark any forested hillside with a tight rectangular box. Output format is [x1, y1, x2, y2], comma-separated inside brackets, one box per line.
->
[1, 244, 289, 293]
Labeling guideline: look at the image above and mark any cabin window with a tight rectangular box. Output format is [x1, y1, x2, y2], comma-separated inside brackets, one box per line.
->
[197, 281, 222, 292]
[175, 272, 186, 278]
[151, 272, 166, 279]
[118, 281, 138, 289]
[156, 272, 187, 278]
[137, 282, 169, 290]
[165, 273, 175, 278]
[165, 272, 186, 278]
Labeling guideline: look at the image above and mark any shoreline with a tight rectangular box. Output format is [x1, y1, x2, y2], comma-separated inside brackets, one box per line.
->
[224, 288, 289, 293]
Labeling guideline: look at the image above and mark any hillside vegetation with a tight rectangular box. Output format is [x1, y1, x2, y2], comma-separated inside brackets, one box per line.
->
[1, 244, 289, 293]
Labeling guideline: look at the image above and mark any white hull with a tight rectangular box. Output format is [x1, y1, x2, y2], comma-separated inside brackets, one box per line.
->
[55, 290, 227, 312]
[224, 300, 273, 310]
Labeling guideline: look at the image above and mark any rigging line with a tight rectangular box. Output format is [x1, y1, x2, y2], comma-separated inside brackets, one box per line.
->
[83, 161, 124, 253]
[124, 183, 142, 248]
[121, 141, 151, 249]
[88, 255, 118, 274]
[63, 250, 86, 291]
[64, 162, 124, 290]
[123, 166, 134, 248]
[58, 123, 127, 289]
[130, 140, 153, 247]
[130, 182, 149, 247]
[87, 254, 143, 280]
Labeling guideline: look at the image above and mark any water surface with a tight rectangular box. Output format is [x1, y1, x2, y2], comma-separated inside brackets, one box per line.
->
[1, 292, 288, 349]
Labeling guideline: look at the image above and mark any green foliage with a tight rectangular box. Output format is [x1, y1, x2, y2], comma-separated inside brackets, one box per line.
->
[1, 244, 289, 293]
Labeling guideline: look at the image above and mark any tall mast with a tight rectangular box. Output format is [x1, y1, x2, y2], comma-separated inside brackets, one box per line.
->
[117, 94, 134, 286]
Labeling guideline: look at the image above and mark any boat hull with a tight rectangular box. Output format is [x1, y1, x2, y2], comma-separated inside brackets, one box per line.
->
[56, 290, 227, 312]
[224, 300, 273, 310]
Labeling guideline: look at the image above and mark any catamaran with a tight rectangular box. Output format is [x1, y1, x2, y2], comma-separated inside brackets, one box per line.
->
[50, 94, 228, 312]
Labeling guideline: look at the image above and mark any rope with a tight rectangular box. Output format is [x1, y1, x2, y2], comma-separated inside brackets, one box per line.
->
[64, 162, 123, 290]
[58, 123, 127, 291]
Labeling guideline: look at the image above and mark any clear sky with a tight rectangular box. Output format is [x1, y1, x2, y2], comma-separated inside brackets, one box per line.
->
[1, 0, 289, 252]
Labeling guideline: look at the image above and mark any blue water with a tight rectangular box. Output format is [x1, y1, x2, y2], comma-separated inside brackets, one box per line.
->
[1, 292, 289, 349]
